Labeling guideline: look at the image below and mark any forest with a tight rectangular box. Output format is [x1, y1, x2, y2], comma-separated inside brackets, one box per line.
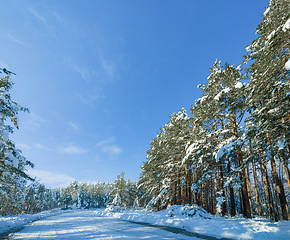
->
[0, 0, 289, 221]
[138, 1, 290, 221]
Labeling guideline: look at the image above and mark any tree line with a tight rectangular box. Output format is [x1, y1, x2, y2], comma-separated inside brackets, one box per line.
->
[138, 0, 290, 221]
[0, 172, 141, 216]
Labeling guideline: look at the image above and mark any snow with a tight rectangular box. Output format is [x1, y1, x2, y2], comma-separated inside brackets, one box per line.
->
[0, 126, 9, 142]
[235, 81, 243, 89]
[0, 209, 66, 237]
[4, 149, 19, 167]
[282, 18, 290, 32]
[214, 87, 230, 101]
[224, 87, 230, 93]
[215, 140, 235, 161]
[95, 207, 290, 240]
[1, 208, 290, 239]
[268, 107, 279, 113]
[7, 210, 198, 239]
[285, 58, 290, 70]
[266, 30, 276, 41]
[216, 196, 226, 215]
[197, 95, 208, 104]
[112, 193, 122, 206]
[263, 7, 270, 16]
[214, 91, 223, 101]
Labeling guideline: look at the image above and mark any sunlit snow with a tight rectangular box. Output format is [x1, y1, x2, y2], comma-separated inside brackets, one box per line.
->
[234, 82, 243, 89]
[285, 58, 290, 70]
[263, 7, 270, 16]
[2, 208, 289, 240]
[282, 18, 290, 32]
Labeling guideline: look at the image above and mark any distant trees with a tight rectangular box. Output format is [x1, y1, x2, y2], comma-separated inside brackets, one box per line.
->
[138, 0, 290, 221]
[55, 174, 139, 210]
[0, 172, 140, 216]
[110, 172, 139, 208]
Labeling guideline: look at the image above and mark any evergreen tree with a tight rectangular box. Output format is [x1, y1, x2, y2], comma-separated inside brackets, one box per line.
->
[139, 108, 190, 209]
[0, 69, 34, 216]
[244, 0, 290, 221]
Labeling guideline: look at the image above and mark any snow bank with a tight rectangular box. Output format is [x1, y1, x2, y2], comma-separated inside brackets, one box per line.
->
[285, 58, 290, 70]
[94, 206, 290, 240]
[0, 209, 66, 237]
[104, 205, 121, 212]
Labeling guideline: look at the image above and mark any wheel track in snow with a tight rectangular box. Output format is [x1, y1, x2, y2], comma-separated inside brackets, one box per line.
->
[124, 220, 234, 240]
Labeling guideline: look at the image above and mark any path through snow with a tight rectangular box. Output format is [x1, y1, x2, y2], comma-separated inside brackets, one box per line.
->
[7, 210, 199, 239]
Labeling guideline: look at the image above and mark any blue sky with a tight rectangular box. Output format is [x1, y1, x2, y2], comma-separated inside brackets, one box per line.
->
[0, 0, 267, 188]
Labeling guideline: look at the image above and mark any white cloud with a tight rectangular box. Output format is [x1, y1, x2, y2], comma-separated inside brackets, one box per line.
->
[6, 33, 26, 46]
[99, 52, 116, 79]
[35, 143, 51, 151]
[68, 121, 80, 132]
[28, 8, 50, 29]
[27, 169, 75, 188]
[28, 112, 46, 129]
[96, 138, 122, 156]
[73, 66, 91, 83]
[59, 144, 88, 154]
[16, 143, 51, 152]
[16, 143, 31, 151]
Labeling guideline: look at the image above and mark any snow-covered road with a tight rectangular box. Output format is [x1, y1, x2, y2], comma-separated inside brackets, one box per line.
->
[8, 210, 198, 239]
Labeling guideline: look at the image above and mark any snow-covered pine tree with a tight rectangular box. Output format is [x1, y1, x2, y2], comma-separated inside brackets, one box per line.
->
[187, 60, 253, 218]
[244, 0, 290, 221]
[165, 108, 191, 206]
[138, 108, 190, 210]
[111, 172, 133, 207]
[0, 69, 34, 216]
[210, 62, 250, 218]
[112, 192, 122, 206]
[126, 180, 138, 207]
[138, 127, 167, 209]
[184, 115, 213, 212]
[190, 60, 228, 216]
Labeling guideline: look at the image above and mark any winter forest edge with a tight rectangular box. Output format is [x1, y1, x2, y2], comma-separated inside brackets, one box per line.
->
[1, 1, 290, 222]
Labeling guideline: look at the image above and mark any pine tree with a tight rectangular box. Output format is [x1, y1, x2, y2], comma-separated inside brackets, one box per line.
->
[0, 69, 34, 216]
[138, 108, 190, 210]
[245, 0, 290, 221]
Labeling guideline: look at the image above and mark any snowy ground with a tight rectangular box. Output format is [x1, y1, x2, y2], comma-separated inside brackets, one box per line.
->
[5, 210, 198, 239]
[0, 207, 289, 239]
[0, 209, 65, 238]
[95, 206, 290, 240]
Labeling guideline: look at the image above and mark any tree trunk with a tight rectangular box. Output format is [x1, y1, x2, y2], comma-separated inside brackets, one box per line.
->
[246, 164, 253, 216]
[267, 133, 289, 220]
[279, 153, 290, 189]
[232, 116, 251, 218]
[261, 160, 279, 221]
[226, 156, 236, 216]
[184, 164, 190, 204]
[211, 178, 216, 215]
[188, 168, 193, 205]
[270, 155, 289, 220]
[205, 180, 210, 212]
[252, 159, 262, 216]
[225, 188, 230, 215]
[177, 175, 181, 205]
